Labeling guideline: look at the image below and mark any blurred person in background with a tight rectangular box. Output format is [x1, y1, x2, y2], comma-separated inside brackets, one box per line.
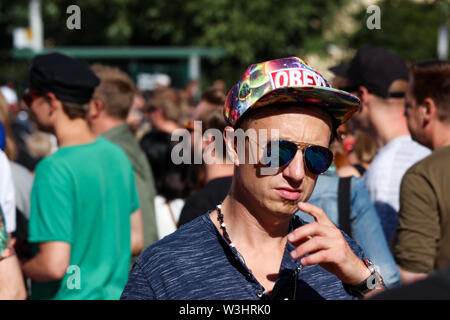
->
[337, 130, 377, 178]
[328, 63, 349, 91]
[183, 87, 229, 190]
[2, 85, 40, 172]
[1, 93, 34, 261]
[327, 63, 377, 178]
[191, 87, 227, 123]
[0, 204, 26, 300]
[178, 106, 234, 226]
[143, 87, 188, 135]
[212, 79, 226, 92]
[347, 46, 430, 243]
[0, 128, 16, 235]
[394, 60, 450, 285]
[140, 132, 195, 239]
[88, 64, 159, 252]
[21, 52, 142, 300]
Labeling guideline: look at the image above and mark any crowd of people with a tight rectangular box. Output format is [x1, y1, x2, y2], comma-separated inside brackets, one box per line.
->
[0, 45, 449, 300]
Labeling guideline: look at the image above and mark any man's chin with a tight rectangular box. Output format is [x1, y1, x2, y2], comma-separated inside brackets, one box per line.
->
[264, 197, 301, 217]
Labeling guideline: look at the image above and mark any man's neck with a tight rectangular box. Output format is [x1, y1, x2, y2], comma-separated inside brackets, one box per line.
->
[431, 123, 450, 150]
[216, 194, 290, 252]
[92, 116, 126, 135]
[154, 120, 179, 134]
[205, 162, 234, 183]
[55, 118, 97, 147]
[371, 111, 410, 148]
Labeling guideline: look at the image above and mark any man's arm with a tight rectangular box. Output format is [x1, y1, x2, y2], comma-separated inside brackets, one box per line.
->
[21, 241, 71, 281]
[0, 255, 27, 300]
[131, 209, 144, 256]
[394, 170, 439, 278]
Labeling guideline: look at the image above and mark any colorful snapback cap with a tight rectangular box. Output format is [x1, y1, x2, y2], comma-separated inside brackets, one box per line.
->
[224, 57, 360, 127]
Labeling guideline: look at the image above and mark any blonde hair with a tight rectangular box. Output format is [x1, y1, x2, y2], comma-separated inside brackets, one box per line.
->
[149, 88, 189, 127]
[91, 64, 136, 120]
[354, 130, 377, 164]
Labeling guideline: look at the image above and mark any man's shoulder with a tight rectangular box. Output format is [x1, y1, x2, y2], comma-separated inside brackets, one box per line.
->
[103, 126, 151, 175]
[136, 213, 215, 270]
[404, 146, 450, 180]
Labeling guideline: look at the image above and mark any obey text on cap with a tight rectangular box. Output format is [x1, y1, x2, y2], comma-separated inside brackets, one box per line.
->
[269, 68, 327, 89]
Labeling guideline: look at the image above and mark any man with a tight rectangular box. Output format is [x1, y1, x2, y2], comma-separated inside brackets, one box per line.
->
[88, 64, 159, 250]
[178, 107, 234, 226]
[347, 46, 430, 242]
[394, 60, 450, 284]
[21, 52, 143, 300]
[144, 88, 187, 135]
[122, 57, 383, 300]
[0, 205, 26, 299]
[191, 87, 227, 121]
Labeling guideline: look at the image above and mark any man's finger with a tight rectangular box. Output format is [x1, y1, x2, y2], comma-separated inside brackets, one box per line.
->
[290, 236, 334, 260]
[287, 222, 331, 245]
[297, 202, 334, 227]
[300, 249, 333, 266]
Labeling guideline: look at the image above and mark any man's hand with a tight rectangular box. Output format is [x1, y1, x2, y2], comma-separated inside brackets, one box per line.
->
[287, 202, 371, 285]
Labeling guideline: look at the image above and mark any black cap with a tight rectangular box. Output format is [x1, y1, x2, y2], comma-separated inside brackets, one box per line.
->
[347, 46, 408, 98]
[29, 52, 100, 104]
[329, 63, 349, 78]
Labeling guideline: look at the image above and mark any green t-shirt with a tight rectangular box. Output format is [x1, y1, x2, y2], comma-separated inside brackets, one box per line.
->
[29, 136, 140, 300]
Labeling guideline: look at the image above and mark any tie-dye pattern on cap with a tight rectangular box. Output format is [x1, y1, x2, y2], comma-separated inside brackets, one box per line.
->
[224, 57, 360, 127]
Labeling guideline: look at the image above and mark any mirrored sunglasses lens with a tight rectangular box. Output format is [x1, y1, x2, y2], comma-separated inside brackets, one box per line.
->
[304, 145, 333, 174]
[265, 140, 297, 168]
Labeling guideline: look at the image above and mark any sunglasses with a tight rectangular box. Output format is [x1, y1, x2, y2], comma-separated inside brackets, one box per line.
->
[22, 89, 42, 108]
[254, 139, 334, 174]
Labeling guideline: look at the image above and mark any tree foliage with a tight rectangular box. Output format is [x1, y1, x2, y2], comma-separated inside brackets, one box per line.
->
[0, 0, 446, 85]
[349, 0, 447, 62]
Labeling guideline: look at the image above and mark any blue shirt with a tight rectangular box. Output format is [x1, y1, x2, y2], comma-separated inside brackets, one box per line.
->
[298, 171, 401, 289]
[121, 213, 365, 300]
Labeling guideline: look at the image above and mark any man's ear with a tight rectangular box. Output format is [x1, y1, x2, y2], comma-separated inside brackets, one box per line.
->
[223, 126, 240, 166]
[45, 92, 61, 115]
[358, 86, 370, 109]
[421, 97, 435, 126]
[88, 99, 104, 119]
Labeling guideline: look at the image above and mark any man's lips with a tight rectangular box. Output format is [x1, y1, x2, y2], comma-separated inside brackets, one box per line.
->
[275, 187, 302, 201]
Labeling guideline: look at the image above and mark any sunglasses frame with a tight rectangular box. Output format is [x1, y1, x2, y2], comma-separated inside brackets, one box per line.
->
[247, 137, 333, 174]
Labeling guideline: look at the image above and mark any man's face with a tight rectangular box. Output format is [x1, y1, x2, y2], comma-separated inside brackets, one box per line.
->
[349, 89, 371, 132]
[28, 95, 54, 133]
[232, 106, 332, 217]
[405, 79, 426, 145]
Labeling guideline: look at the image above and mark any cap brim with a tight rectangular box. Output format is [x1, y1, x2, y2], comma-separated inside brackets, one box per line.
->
[251, 86, 360, 126]
[329, 64, 349, 78]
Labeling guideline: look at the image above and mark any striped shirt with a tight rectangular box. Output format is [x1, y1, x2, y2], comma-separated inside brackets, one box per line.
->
[121, 213, 364, 300]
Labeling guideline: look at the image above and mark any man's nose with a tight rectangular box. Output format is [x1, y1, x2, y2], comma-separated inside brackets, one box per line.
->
[281, 149, 306, 183]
